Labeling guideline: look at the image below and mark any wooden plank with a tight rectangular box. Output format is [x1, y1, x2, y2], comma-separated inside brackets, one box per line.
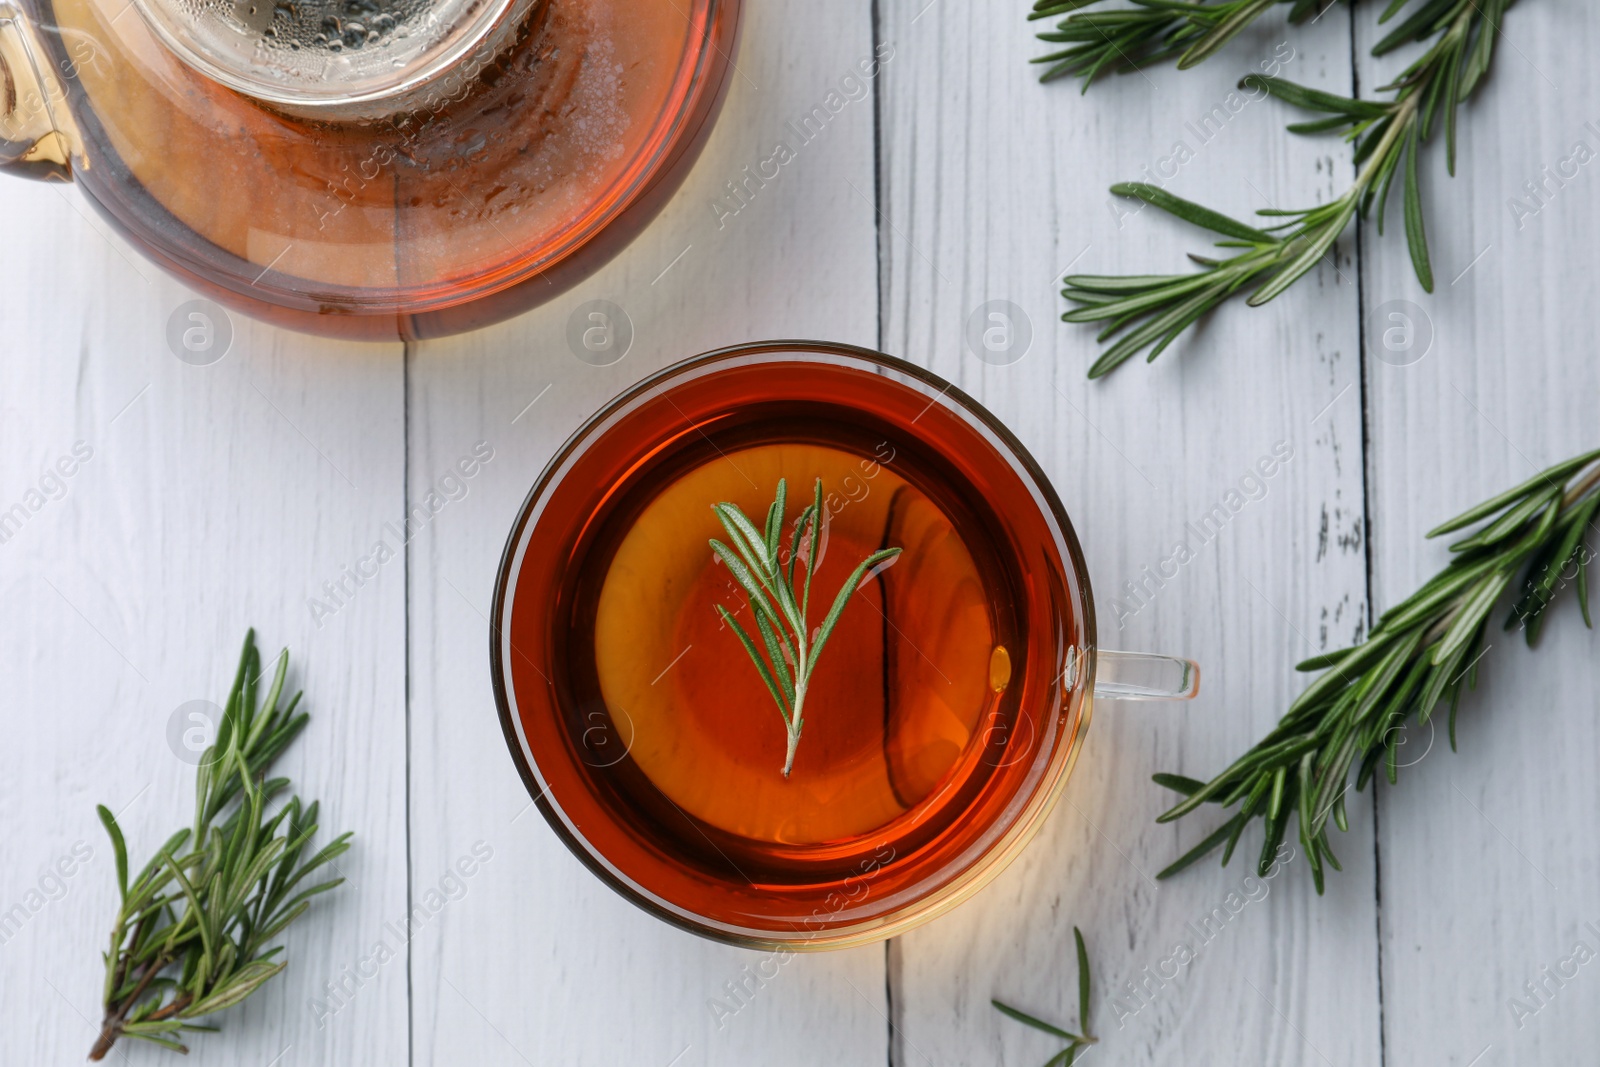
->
[1356, 5, 1600, 1064]
[0, 182, 409, 1063]
[402, 2, 890, 1064]
[876, 4, 1380, 1064]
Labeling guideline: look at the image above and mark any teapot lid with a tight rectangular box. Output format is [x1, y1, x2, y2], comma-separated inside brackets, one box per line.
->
[130, 0, 538, 120]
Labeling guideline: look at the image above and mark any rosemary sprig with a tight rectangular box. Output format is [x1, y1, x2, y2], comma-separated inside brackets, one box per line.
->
[1030, 0, 1335, 87]
[89, 630, 352, 1060]
[1063, 0, 1512, 378]
[1154, 449, 1600, 893]
[994, 926, 1098, 1066]
[710, 478, 902, 778]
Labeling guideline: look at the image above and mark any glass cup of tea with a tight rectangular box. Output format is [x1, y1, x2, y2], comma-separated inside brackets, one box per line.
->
[0, 0, 739, 337]
[491, 341, 1199, 950]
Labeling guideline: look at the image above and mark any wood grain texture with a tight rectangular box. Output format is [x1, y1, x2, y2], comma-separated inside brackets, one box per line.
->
[874, 2, 1378, 1064]
[3, 0, 1599, 1064]
[0, 183, 409, 1065]
[1356, 2, 1600, 1064]
[401, 2, 891, 1065]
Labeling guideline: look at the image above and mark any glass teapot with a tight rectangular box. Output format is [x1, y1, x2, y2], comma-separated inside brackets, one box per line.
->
[0, 0, 739, 338]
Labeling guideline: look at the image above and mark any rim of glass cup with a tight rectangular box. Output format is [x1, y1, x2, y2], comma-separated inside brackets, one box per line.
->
[489, 340, 1102, 950]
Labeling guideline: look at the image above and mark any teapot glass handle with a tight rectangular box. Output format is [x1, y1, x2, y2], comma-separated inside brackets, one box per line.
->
[1093, 649, 1200, 702]
[0, 3, 75, 182]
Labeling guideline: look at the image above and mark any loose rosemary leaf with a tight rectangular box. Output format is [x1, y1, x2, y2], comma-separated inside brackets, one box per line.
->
[1155, 449, 1600, 893]
[711, 479, 902, 778]
[1057, 0, 1513, 377]
[993, 924, 1099, 1065]
[89, 630, 352, 1060]
[1030, 0, 1339, 88]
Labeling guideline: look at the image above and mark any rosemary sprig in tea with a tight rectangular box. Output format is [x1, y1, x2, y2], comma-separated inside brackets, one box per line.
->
[994, 926, 1098, 1066]
[1155, 448, 1600, 893]
[710, 478, 902, 778]
[1030, 0, 1336, 88]
[89, 630, 352, 1059]
[1062, 0, 1512, 377]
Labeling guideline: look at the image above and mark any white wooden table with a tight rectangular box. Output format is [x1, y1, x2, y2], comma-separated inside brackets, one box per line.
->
[4, 2, 1598, 1063]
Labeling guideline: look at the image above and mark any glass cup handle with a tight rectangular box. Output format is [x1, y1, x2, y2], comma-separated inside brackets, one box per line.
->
[1092, 649, 1200, 701]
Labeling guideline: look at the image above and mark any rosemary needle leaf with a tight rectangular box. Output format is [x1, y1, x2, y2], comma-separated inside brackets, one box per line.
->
[712, 479, 903, 777]
[1065, 272, 1203, 293]
[1238, 73, 1388, 118]
[764, 478, 787, 561]
[1155, 451, 1600, 892]
[809, 547, 903, 678]
[1429, 449, 1600, 536]
[1156, 811, 1248, 878]
[1296, 646, 1357, 671]
[1289, 114, 1360, 135]
[122, 1032, 187, 1053]
[1151, 772, 1210, 797]
[803, 479, 825, 616]
[1074, 926, 1092, 1033]
[751, 606, 799, 706]
[1030, 0, 1098, 16]
[718, 609, 782, 718]
[992, 1000, 1086, 1044]
[184, 961, 286, 1016]
[96, 805, 129, 902]
[1448, 487, 1561, 551]
[714, 506, 774, 578]
[710, 540, 774, 612]
[1109, 182, 1274, 242]
[1401, 131, 1435, 292]
[1373, 0, 1452, 55]
[1579, 552, 1593, 630]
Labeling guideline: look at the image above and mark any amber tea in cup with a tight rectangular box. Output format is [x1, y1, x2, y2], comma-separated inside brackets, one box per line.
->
[492, 342, 1197, 948]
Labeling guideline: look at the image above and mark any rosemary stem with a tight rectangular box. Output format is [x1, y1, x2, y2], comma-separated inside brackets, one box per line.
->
[1563, 461, 1600, 509]
[90, 953, 170, 1061]
[145, 992, 195, 1022]
[1355, 92, 1420, 192]
[784, 681, 807, 777]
